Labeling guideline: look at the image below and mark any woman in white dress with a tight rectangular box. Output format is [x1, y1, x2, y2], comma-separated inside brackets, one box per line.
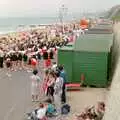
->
[54, 71, 63, 115]
[30, 69, 41, 102]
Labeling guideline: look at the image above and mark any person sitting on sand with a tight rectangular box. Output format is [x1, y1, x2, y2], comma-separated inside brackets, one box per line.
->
[27, 103, 47, 120]
[46, 99, 56, 117]
[37, 103, 47, 120]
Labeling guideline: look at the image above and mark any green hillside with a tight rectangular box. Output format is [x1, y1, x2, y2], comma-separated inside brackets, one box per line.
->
[106, 5, 120, 20]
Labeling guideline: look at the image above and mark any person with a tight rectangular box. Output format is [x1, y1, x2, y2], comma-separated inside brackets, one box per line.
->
[54, 71, 63, 115]
[30, 69, 41, 102]
[5, 55, 12, 77]
[0, 48, 4, 68]
[43, 50, 48, 68]
[17, 51, 23, 70]
[96, 102, 105, 120]
[23, 52, 28, 69]
[37, 51, 41, 65]
[42, 70, 49, 95]
[59, 65, 67, 103]
[31, 57, 37, 70]
[37, 103, 47, 120]
[43, 49, 48, 60]
[45, 57, 51, 69]
[49, 50, 54, 59]
[51, 62, 57, 72]
[12, 52, 18, 71]
[46, 71, 55, 101]
[28, 103, 47, 120]
[46, 99, 56, 117]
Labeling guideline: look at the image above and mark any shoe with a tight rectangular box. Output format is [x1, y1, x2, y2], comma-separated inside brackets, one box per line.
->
[6, 73, 12, 77]
[27, 116, 31, 120]
[27, 70, 32, 73]
[8, 74, 12, 77]
[54, 112, 59, 116]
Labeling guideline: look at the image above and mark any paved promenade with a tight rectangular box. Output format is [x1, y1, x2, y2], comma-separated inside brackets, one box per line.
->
[103, 23, 120, 120]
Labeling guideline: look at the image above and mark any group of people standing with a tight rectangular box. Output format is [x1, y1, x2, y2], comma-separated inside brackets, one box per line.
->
[30, 65, 67, 116]
[0, 46, 56, 77]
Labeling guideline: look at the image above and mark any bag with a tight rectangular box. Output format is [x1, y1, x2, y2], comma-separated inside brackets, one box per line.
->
[61, 104, 70, 115]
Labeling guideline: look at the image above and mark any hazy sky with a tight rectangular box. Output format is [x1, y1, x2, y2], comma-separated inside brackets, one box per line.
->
[0, 0, 120, 17]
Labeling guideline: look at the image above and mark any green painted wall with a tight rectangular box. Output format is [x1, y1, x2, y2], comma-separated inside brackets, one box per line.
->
[73, 52, 108, 87]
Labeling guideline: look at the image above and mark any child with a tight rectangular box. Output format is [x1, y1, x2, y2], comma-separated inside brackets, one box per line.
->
[37, 103, 47, 120]
[27, 103, 47, 120]
[31, 57, 37, 70]
[30, 69, 41, 102]
[46, 99, 56, 117]
[6, 57, 12, 77]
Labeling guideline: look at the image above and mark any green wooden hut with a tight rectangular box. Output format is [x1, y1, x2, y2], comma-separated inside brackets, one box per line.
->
[73, 34, 113, 87]
[58, 34, 113, 87]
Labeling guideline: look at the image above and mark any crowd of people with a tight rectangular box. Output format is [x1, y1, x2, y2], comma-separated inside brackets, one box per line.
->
[0, 23, 81, 77]
[28, 67, 105, 120]
[74, 102, 105, 120]
[0, 23, 106, 120]
[29, 64, 68, 120]
[29, 61, 105, 120]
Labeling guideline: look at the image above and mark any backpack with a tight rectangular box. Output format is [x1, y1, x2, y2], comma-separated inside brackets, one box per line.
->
[61, 104, 70, 115]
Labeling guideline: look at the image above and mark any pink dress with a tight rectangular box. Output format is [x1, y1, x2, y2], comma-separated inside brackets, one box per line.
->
[42, 76, 49, 94]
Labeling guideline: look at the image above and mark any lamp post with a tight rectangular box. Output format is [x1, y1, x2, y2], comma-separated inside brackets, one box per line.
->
[59, 4, 68, 33]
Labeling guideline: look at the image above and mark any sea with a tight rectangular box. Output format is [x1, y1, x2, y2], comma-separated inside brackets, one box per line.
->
[0, 16, 77, 34]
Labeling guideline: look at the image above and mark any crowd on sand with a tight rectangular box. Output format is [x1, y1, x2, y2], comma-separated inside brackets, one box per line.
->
[0, 23, 83, 74]
[0, 23, 105, 120]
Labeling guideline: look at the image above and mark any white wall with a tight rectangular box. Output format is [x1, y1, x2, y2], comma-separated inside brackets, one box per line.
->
[103, 22, 120, 120]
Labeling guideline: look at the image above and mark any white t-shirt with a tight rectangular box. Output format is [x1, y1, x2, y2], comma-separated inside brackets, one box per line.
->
[37, 108, 47, 119]
[31, 75, 41, 87]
